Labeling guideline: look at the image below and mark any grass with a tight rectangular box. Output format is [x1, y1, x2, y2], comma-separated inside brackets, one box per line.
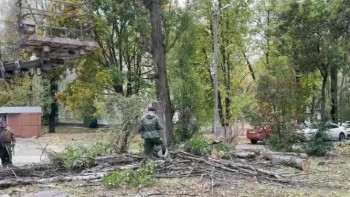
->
[41, 126, 99, 134]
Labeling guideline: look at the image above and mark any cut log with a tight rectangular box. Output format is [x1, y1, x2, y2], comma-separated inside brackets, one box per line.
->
[260, 154, 309, 171]
[230, 150, 259, 159]
[261, 152, 308, 160]
[0, 173, 107, 188]
[94, 155, 141, 165]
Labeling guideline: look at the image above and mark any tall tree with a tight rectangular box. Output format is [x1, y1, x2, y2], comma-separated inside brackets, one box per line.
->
[143, 0, 175, 146]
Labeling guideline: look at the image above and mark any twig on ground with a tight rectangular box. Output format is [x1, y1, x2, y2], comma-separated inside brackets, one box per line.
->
[40, 144, 49, 161]
[145, 193, 168, 197]
[252, 163, 261, 183]
[10, 168, 19, 180]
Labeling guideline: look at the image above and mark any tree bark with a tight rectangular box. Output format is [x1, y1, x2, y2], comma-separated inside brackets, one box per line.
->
[143, 0, 175, 146]
[261, 153, 309, 171]
[330, 65, 338, 123]
[49, 79, 57, 133]
[243, 53, 256, 80]
[320, 71, 328, 122]
[212, 7, 221, 136]
[339, 72, 345, 124]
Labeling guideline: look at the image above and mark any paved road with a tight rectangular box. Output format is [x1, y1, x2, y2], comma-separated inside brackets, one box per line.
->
[12, 138, 46, 166]
[236, 142, 267, 151]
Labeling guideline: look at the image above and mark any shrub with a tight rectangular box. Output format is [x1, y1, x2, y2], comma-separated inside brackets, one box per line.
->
[213, 142, 235, 153]
[175, 120, 199, 142]
[103, 163, 155, 188]
[185, 136, 211, 156]
[50, 140, 113, 171]
[185, 136, 235, 156]
[265, 127, 305, 152]
[304, 126, 333, 156]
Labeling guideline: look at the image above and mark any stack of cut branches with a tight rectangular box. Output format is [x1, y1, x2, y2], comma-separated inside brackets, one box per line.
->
[0, 150, 309, 188]
[157, 151, 308, 184]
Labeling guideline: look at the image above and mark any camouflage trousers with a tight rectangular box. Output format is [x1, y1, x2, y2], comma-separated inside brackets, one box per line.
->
[144, 138, 164, 159]
[0, 143, 13, 166]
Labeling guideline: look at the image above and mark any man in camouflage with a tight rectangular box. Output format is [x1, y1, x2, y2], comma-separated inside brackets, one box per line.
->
[138, 107, 165, 160]
[0, 121, 16, 167]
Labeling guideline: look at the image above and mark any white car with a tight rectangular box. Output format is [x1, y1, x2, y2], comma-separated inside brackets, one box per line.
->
[301, 122, 347, 141]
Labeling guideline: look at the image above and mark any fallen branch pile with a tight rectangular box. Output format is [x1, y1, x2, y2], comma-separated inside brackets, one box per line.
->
[157, 151, 306, 183]
[0, 150, 310, 188]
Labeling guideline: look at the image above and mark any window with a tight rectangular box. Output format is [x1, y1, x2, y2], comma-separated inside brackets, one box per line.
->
[330, 124, 339, 129]
[326, 124, 338, 129]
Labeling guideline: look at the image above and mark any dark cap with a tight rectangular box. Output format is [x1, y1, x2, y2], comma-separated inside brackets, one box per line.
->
[148, 107, 156, 112]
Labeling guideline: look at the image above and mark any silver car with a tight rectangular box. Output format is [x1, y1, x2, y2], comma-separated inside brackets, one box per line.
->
[301, 122, 347, 141]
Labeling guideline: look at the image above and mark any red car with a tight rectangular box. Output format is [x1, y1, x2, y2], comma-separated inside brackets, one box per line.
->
[246, 123, 281, 144]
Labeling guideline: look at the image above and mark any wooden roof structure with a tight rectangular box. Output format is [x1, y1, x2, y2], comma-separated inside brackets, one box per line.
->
[0, 0, 98, 80]
[17, 0, 97, 58]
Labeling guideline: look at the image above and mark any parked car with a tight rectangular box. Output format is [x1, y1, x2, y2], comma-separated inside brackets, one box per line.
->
[300, 122, 347, 141]
[346, 127, 350, 140]
[341, 121, 349, 128]
[246, 123, 281, 144]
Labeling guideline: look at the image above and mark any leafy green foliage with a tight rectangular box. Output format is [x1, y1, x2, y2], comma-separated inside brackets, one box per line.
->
[103, 163, 155, 188]
[167, 10, 204, 142]
[0, 81, 11, 106]
[265, 127, 305, 152]
[185, 136, 234, 156]
[213, 142, 235, 153]
[304, 126, 334, 156]
[0, 74, 43, 107]
[50, 140, 113, 171]
[185, 137, 211, 156]
[98, 94, 149, 153]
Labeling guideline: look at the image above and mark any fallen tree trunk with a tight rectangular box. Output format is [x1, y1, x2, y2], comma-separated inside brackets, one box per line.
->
[0, 173, 108, 188]
[261, 152, 308, 160]
[177, 151, 288, 182]
[260, 154, 309, 171]
[94, 155, 142, 166]
[225, 150, 309, 171]
[230, 150, 259, 159]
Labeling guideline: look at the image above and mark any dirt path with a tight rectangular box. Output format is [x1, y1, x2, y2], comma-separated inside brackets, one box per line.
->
[12, 138, 46, 166]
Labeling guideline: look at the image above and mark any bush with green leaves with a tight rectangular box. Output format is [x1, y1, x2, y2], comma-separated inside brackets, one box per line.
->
[213, 141, 235, 153]
[265, 127, 305, 152]
[185, 136, 211, 156]
[185, 136, 235, 156]
[103, 163, 155, 188]
[50, 140, 113, 171]
[303, 126, 334, 156]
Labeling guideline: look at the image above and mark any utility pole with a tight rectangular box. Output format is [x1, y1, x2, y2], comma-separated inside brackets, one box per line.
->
[212, 0, 234, 137]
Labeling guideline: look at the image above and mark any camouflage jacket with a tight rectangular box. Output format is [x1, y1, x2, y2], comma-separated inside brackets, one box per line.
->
[138, 113, 164, 139]
[0, 127, 16, 144]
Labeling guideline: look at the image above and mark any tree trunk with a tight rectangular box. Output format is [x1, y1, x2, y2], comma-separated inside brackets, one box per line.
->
[320, 73, 328, 122]
[0, 61, 5, 80]
[49, 80, 57, 133]
[143, 0, 175, 146]
[261, 153, 309, 171]
[208, 67, 224, 127]
[243, 53, 256, 80]
[212, 9, 221, 136]
[339, 72, 345, 124]
[330, 66, 338, 123]
[310, 95, 316, 121]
